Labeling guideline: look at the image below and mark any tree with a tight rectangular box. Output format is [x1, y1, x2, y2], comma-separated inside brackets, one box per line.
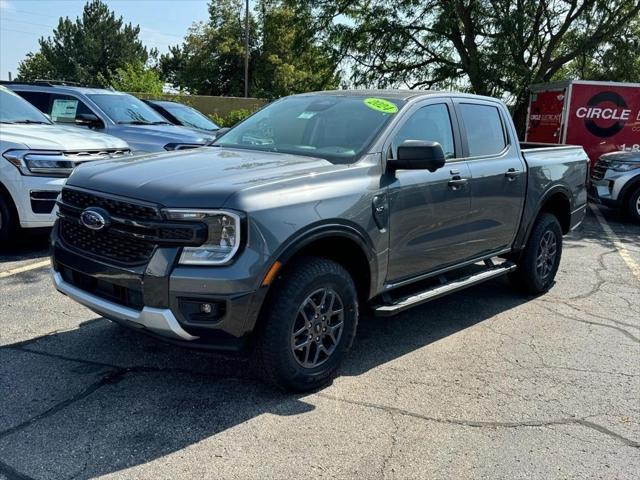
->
[159, 0, 340, 97]
[312, 0, 640, 135]
[553, 16, 640, 82]
[253, 1, 341, 97]
[17, 0, 149, 86]
[109, 61, 164, 95]
[160, 0, 258, 96]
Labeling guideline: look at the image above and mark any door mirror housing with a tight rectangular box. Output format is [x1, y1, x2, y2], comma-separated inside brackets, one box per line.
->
[389, 140, 446, 172]
[75, 113, 102, 128]
[214, 127, 230, 139]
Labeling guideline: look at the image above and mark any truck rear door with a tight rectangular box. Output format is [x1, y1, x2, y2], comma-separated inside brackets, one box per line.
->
[453, 99, 527, 255]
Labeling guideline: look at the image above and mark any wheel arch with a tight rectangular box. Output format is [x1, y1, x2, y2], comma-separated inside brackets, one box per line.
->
[268, 222, 377, 303]
[246, 223, 377, 347]
[619, 175, 640, 207]
[537, 188, 572, 234]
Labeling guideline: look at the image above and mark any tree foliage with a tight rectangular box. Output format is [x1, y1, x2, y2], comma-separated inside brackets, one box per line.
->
[312, 0, 640, 134]
[159, 0, 257, 97]
[159, 0, 340, 97]
[17, 0, 150, 86]
[109, 61, 164, 95]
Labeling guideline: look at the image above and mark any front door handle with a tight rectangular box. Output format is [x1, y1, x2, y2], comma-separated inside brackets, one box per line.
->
[448, 177, 469, 188]
[505, 168, 522, 179]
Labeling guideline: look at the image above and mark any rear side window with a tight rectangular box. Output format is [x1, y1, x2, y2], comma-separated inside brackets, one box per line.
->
[16, 91, 51, 113]
[459, 103, 507, 157]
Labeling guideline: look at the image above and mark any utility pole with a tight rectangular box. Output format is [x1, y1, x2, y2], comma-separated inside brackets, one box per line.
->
[244, 0, 249, 98]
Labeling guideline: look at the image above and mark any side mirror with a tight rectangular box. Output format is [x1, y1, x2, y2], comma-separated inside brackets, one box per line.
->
[75, 113, 102, 128]
[214, 127, 230, 139]
[388, 140, 446, 173]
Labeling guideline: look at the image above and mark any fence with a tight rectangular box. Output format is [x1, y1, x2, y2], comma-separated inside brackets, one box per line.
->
[131, 92, 267, 116]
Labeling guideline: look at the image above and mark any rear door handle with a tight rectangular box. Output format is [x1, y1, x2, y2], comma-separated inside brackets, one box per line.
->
[505, 168, 522, 179]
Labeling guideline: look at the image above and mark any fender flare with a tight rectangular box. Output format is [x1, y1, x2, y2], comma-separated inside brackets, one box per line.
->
[263, 220, 378, 298]
[516, 184, 573, 251]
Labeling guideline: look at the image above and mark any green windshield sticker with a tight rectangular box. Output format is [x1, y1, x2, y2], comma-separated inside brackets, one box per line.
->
[364, 98, 398, 114]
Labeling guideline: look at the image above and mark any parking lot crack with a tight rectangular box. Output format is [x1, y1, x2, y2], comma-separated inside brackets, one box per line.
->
[0, 365, 240, 442]
[537, 304, 640, 343]
[0, 458, 37, 480]
[317, 394, 640, 448]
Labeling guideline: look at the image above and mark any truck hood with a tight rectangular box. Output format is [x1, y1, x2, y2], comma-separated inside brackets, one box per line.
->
[0, 124, 129, 150]
[66, 147, 345, 207]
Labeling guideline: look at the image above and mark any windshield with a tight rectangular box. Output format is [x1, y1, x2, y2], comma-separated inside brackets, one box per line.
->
[0, 86, 51, 124]
[88, 93, 170, 125]
[164, 103, 219, 131]
[214, 95, 405, 163]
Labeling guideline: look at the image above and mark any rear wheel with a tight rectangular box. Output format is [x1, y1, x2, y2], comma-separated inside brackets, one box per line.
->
[510, 213, 563, 294]
[626, 186, 640, 224]
[254, 257, 358, 392]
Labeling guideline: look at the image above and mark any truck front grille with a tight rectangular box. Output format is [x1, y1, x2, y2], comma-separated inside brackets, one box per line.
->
[591, 159, 608, 181]
[57, 187, 207, 267]
[60, 220, 155, 265]
[61, 189, 160, 220]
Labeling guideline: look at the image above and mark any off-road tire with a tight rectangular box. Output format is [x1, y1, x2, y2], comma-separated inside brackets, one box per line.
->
[510, 213, 563, 294]
[253, 257, 358, 392]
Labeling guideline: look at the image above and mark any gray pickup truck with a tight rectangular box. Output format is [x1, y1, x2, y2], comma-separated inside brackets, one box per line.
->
[51, 90, 588, 391]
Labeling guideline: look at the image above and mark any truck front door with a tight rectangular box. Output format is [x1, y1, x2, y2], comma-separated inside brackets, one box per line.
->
[454, 100, 527, 255]
[386, 100, 477, 282]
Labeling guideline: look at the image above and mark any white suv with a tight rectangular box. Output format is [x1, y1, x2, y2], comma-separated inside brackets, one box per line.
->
[0, 86, 130, 244]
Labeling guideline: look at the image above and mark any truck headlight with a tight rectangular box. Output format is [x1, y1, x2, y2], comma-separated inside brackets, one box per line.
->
[609, 162, 640, 172]
[3, 149, 73, 177]
[163, 209, 241, 265]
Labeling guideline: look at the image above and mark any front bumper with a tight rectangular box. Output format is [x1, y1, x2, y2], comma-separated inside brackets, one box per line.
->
[52, 270, 197, 341]
[51, 222, 267, 350]
[589, 169, 639, 208]
[1, 165, 64, 228]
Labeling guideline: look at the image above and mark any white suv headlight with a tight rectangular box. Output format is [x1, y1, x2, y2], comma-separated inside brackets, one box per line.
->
[163, 209, 241, 265]
[3, 149, 73, 177]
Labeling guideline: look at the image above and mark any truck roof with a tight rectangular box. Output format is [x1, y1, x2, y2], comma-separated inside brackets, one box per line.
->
[295, 89, 506, 104]
[0, 81, 127, 96]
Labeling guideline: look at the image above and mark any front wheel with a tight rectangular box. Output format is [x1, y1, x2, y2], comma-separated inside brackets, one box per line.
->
[0, 193, 19, 246]
[253, 257, 358, 392]
[626, 186, 640, 224]
[510, 213, 563, 294]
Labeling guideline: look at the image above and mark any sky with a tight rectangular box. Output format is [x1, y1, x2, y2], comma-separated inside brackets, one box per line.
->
[0, 0, 212, 80]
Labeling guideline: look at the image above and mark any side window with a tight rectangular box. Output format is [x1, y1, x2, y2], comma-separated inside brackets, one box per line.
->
[392, 104, 455, 159]
[16, 91, 51, 113]
[458, 103, 507, 157]
[49, 94, 94, 123]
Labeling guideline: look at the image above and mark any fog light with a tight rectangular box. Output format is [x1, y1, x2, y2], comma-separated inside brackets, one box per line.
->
[200, 303, 213, 314]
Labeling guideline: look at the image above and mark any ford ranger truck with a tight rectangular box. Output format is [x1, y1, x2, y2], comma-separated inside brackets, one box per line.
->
[50, 90, 588, 391]
[0, 85, 130, 244]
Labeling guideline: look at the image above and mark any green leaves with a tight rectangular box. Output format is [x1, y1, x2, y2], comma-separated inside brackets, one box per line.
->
[17, 0, 149, 86]
[158, 0, 340, 98]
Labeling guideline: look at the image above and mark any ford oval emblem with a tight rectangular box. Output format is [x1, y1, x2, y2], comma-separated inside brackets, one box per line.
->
[80, 207, 110, 231]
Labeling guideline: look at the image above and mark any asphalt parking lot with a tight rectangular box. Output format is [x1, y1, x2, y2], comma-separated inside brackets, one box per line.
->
[1, 205, 638, 480]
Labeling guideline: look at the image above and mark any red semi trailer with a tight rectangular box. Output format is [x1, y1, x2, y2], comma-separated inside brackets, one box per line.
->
[525, 80, 640, 166]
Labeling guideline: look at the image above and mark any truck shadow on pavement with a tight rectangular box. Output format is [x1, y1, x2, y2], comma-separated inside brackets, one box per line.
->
[0, 278, 531, 479]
